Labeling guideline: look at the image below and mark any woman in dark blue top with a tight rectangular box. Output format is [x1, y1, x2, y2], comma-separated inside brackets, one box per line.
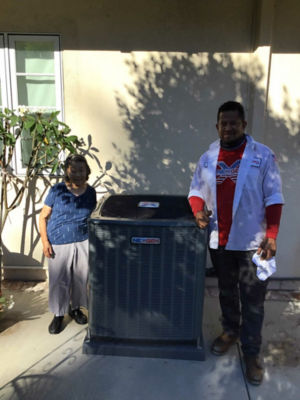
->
[39, 154, 96, 334]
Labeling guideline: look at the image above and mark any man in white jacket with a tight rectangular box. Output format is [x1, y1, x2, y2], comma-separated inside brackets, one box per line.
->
[189, 101, 284, 385]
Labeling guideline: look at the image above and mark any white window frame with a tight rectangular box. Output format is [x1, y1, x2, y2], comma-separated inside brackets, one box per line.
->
[1, 34, 64, 175]
[0, 34, 9, 111]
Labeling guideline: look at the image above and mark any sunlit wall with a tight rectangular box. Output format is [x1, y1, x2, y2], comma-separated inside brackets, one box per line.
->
[1, 0, 300, 278]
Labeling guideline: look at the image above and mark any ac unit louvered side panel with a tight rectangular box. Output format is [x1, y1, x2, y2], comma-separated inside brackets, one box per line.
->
[88, 222, 206, 341]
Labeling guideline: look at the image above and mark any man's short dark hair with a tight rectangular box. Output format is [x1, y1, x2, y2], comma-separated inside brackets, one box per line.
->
[64, 154, 91, 182]
[217, 101, 245, 122]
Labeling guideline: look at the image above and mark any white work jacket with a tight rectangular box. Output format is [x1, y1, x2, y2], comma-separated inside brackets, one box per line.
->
[188, 135, 284, 250]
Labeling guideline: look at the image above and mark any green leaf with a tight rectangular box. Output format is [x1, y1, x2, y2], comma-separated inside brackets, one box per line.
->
[50, 111, 60, 119]
[66, 143, 76, 152]
[10, 115, 19, 126]
[36, 124, 44, 134]
[42, 121, 51, 130]
[24, 118, 36, 130]
[51, 161, 59, 174]
[59, 121, 69, 128]
[65, 135, 78, 143]
[4, 132, 17, 146]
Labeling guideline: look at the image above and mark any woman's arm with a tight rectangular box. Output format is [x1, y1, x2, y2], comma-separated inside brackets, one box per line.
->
[39, 205, 53, 258]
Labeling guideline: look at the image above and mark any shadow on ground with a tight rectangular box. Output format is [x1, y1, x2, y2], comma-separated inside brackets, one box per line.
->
[0, 282, 48, 333]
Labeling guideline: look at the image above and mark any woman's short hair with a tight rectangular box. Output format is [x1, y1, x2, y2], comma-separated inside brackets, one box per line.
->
[64, 154, 91, 182]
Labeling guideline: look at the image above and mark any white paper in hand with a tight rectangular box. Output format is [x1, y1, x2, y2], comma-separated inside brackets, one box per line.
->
[252, 252, 276, 281]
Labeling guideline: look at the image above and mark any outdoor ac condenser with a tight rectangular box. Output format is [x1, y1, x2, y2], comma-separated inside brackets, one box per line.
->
[83, 195, 207, 360]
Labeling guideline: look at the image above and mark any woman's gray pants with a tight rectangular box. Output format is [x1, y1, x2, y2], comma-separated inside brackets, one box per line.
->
[48, 240, 89, 316]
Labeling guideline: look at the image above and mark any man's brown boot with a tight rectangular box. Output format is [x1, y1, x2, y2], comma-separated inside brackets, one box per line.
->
[244, 355, 264, 385]
[211, 332, 239, 355]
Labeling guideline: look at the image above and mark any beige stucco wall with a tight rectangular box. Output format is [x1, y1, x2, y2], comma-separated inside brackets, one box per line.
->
[2, 0, 300, 278]
[62, 50, 259, 195]
[263, 53, 300, 276]
[62, 48, 300, 278]
[1, 0, 255, 52]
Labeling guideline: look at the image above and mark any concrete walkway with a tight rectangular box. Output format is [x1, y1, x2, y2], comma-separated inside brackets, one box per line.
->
[0, 280, 299, 400]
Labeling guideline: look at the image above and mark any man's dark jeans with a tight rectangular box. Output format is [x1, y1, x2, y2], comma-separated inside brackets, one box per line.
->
[209, 247, 268, 356]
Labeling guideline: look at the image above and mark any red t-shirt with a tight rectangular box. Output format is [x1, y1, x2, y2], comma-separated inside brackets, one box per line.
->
[216, 142, 246, 245]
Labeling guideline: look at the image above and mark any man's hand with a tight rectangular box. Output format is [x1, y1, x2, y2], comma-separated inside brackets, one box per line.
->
[42, 240, 53, 258]
[195, 209, 212, 229]
[257, 237, 276, 260]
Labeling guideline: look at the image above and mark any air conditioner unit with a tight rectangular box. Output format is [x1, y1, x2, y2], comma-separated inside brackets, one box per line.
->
[83, 195, 207, 360]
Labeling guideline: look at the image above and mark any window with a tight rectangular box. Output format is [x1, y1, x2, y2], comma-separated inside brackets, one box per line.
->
[0, 34, 63, 174]
[0, 34, 8, 113]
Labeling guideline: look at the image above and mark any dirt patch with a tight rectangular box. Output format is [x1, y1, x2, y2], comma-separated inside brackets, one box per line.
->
[264, 338, 300, 367]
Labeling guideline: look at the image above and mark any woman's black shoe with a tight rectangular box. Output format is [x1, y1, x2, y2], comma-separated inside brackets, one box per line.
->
[69, 308, 87, 324]
[48, 316, 64, 334]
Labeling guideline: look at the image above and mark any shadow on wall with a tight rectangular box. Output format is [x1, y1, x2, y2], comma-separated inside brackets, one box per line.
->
[78, 134, 115, 196]
[111, 51, 300, 276]
[2, 176, 55, 268]
[263, 82, 300, 273]
[111, 52, 261, 194]
[265, 87, 300, 191]
[111, 52, 299, 197]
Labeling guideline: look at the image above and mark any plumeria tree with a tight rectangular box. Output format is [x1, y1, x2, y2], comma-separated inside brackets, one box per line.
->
[0, 107, 81, 310]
